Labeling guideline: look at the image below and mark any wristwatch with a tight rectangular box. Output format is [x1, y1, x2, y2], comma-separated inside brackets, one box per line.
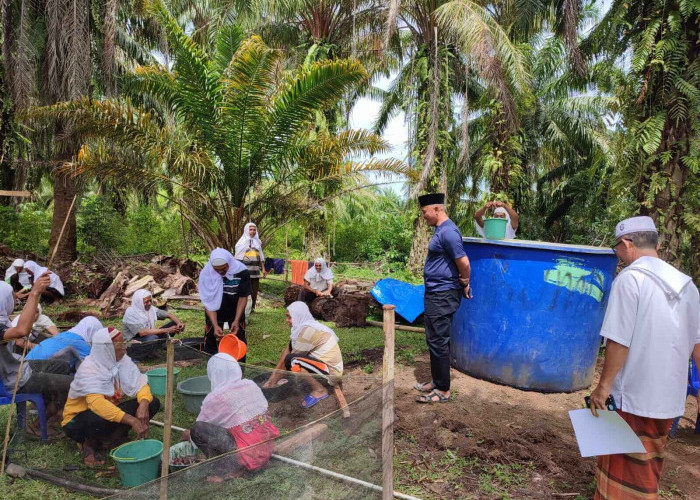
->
[458, 277, 470, 287]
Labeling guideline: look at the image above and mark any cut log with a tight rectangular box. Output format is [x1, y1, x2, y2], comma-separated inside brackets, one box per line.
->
[334, 293, 369, 328]
[97, 271, 130, 311]
[284, 284, 304, 306]
[124, 275, 155, 297]
[309, 296, 337, 321]
[162, 273, 195, 295]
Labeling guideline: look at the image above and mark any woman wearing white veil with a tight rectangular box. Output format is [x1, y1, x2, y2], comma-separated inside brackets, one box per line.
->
[234, 222, 267, 313]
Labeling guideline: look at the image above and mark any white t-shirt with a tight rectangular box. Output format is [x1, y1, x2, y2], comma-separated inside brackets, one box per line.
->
[600, 257, 700, 419]
[475, 220, 517, 239]
[306, 274, 332, 292]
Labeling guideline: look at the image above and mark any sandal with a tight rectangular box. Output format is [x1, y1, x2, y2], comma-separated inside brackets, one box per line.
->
[413, 381, 436, 392]
[416, 390, 451, 404]
[302, 393, 329, 409]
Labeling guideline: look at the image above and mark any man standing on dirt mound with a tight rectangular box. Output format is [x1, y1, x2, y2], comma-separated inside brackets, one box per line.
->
[414, 193, 472, 404]
[589, 216, 700, 499]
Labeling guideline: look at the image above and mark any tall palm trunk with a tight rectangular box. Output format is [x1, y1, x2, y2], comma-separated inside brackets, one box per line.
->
[44, 0, 91, 263]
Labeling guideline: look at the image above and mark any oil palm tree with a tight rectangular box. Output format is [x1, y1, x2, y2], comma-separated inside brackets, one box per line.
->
[375, 0, 529, 272]
[582, 0, 700, 270]
[27, 0, 406, 249]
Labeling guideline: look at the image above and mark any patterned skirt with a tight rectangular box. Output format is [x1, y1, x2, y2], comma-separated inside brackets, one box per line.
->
[595, 410, 673, 500]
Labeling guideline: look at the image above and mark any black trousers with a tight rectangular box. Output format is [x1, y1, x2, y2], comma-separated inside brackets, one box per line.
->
[424, 288, 462, 392]
[190, 420, 238, 474]
[126, 321, 177, 362]
[63, 397, 161, 444]
[20, 360, 73, 407]
[204, 314, 246, 362]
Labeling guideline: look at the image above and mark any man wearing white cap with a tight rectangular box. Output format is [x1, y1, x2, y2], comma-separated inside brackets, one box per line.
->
[589, 216, 700, 500]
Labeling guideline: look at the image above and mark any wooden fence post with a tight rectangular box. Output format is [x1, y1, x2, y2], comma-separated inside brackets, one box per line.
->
[382, 305, 395, 500]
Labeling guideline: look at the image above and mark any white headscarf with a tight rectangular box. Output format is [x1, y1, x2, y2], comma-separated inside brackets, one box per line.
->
[23, 261, 65, 296]
[475, 207, 517, 239]
[286, 301, 337, 343]
[123, 289, 157, 329]
[304, 258, 333, 282]
[5, 259, 30, 287]
[196, 353, 268, 428]
[198, 248, 247, 311]
[68, 328, 148, 399]
[234, 222, 265, 261]
[69, 316, 103, 344]
[0, 281, 15, 327]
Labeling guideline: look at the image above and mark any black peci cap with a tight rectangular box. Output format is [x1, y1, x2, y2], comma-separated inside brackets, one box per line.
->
[418, 193, 445, 207]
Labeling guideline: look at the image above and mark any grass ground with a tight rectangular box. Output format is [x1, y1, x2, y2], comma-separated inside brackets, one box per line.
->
[1, 280, 427, 499]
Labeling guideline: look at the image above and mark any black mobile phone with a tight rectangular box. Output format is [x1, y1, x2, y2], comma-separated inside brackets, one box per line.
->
[584, 395, 618, 411]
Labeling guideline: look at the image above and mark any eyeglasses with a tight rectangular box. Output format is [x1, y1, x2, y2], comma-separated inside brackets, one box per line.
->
[611, 239, 630, 251]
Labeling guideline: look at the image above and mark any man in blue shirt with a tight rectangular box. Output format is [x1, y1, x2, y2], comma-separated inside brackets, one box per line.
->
[415, 193, 472, 403]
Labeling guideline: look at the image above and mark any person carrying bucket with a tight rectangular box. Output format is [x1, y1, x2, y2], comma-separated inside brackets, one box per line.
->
[474, 200, 519, 239]
[198, 248, 251, 358]
[414, 193, 472, 404]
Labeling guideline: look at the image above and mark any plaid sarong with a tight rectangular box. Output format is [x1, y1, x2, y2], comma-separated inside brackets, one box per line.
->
[595, 410, 673, 500]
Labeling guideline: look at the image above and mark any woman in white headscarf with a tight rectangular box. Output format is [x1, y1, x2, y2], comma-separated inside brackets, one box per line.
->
[265, 301, 343, 409]
[62, 327, 160, 465]
[23, 260, 65, 303]
[180, 353, 279, 478]
[474, 201, 519, 239]
[122, 289, 185, 362]
[234, 222, 267, 314]
[5, 258, 30, 293]
[199, 248, 251, 356]
[299, 258, 335, 305]
[26, 316, 102, 369]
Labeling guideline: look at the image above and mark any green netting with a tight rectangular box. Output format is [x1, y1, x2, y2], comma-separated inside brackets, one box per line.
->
[5, 340, 386, 499]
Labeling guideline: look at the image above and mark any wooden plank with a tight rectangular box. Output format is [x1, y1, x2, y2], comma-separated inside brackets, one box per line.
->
[367, 320, 424, 333]
[0, 190, 31, 197]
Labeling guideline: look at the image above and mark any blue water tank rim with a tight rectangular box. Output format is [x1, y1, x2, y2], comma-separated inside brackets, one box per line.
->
[463, 237, 615, 255]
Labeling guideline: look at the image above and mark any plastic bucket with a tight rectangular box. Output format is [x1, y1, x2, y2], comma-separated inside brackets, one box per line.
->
[218, 334, 247, 360]
[169, 441, 204, 472]
[146, 367, 181, 397]
[110, 439, 163, 487]
[177, 376, 211, 414]
[483, 218, 507, 239]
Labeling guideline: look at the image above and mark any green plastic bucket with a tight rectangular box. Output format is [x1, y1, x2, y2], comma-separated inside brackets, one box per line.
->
[177, 376, 211, 414]
[146, 367, 181, 396]
[484, 218, 507, 239]
[110, 439, 163, 487]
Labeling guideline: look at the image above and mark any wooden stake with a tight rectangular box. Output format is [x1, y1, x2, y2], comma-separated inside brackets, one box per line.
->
[284, 228, 290, 286]
[47, 193, 78, 268]
[381, 305, 395, 500]
[159, 340, 175, 500]
[333, 383, 350, 418]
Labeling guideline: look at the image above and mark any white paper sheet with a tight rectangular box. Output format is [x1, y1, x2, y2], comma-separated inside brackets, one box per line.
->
[568, 409, 646, 457]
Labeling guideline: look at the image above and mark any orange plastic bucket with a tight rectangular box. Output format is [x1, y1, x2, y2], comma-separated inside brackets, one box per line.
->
[218, 334, 247, 360]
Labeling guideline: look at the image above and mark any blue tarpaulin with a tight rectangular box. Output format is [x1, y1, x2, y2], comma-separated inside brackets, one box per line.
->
[370, 278, 425, 323]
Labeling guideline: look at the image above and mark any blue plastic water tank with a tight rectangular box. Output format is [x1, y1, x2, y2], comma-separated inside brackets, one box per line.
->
[451, 237, 618, 392]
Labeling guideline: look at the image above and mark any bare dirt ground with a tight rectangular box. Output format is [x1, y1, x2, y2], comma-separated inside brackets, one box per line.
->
[385, 353, 700, 500]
